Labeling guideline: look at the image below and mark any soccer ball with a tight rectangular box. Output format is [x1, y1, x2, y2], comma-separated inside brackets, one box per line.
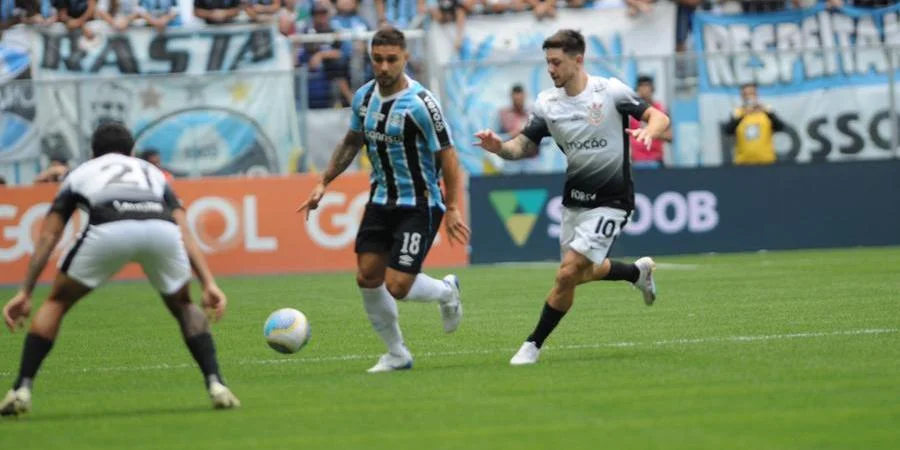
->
[263, 308, 311, 354]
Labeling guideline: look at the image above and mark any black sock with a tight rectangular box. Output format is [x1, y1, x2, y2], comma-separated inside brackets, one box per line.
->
[526, 303, 567, 349]
[13, 333, 54, 390]
[605, 260, 640, 283]
[185, 333, 223, 388]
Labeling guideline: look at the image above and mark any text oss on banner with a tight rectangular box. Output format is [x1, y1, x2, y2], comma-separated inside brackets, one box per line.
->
[0, 173, 468, 285]
[694, 4, 900, 166]
[29, 24, 302, 177]
[427, 6, 675, 174]
[468, 161, 900, 263]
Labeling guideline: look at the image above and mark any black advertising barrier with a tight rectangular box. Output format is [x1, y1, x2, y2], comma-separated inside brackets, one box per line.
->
[469, 160, 900, 263]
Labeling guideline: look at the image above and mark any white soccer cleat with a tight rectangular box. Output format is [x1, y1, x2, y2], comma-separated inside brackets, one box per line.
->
[367, 352, 414, 373]
[440, 274, 463, 334]
[209, 381, 241, 410]
[633, 256, 657, 306]
[510, 341, 541, 366]
[0, 387, 32, 417]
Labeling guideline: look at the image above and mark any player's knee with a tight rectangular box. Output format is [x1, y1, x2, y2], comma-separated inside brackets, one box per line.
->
[356, 271, 384, 289]
[385, 279, 413, 300]
[555, 264, 581, 288]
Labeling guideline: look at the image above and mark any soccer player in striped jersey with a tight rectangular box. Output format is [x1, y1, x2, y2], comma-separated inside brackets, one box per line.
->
[298, 27, 470, 373]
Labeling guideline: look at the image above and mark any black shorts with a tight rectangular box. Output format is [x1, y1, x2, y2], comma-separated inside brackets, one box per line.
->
[355, 204, 444, 274]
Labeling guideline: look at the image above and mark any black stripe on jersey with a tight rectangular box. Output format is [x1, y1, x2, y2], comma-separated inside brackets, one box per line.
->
[359, 83, 376, 113]
[416, 91, 451, 148]
[403, 115, 428, 206]
[620, 113, 635, 210]
[375, 99, 399, 205]
[60, 225, 91, 274]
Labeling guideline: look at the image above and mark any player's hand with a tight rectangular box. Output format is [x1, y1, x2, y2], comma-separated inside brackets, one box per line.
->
[202, 283, 227, 323]
[444, 205, 471, 247]
[3, 290, 32, 333]
[296, 181, 327, 221]
[627, 128, 654, 148]
[474, 129, 503, 154]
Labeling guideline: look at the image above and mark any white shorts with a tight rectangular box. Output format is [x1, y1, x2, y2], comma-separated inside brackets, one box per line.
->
[560, 206, 629, 264]
[58, 220, 192, 295]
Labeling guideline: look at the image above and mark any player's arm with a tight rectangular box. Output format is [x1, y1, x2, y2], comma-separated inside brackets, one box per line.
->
[611, 78, 669, 146]
[639, 107, 671, 141]
[476, 108, 546, 160]
[323, 130, 365, 187]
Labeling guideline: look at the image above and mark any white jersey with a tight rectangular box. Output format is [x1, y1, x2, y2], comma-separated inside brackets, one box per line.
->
[522, 76, 650, 210]
[50, 153, 182, 225]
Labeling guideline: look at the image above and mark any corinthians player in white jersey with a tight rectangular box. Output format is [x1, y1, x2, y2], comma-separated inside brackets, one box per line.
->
[1, 123, 239, 416]
[476, 30, 671, 365]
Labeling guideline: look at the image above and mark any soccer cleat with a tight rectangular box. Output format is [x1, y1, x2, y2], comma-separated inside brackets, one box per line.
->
[510, 341, 541, 366]
[209, 381, 241, 410]
[440, 274, 463, 334]
[0, 387, 32, 417]
[367, 352, 413, 373]
[633, 256, 657, 306]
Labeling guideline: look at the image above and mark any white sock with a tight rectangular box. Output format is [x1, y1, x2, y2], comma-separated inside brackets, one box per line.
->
[360, 284, 407, 356]
[402, 273, 452, 303]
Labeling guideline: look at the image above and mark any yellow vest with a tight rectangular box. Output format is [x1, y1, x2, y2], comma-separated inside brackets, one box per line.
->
[733, 107, 777, 165]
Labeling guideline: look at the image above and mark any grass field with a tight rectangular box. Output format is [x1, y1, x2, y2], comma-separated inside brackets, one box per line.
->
[1, 247, 898, 449]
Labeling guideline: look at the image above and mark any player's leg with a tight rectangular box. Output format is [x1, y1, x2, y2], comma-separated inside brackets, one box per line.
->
[1, 274, 91, 417]
[383, 206, 461, 334]
[577, 257, 657, 305]
[355, 205, 412, 373]
[510, 249, 593, 366]
[139, 220, 238, 408]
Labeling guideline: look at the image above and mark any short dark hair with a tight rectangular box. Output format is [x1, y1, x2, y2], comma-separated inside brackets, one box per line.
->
[511, 84, 525, 94]
[139, 149, 161, 161]
[740, 82, 758, 90]
[91, 122, 135, 158]
[637, 75, 654, 86]
[542, 29, 586, 56]
[371, 26, 406, 49]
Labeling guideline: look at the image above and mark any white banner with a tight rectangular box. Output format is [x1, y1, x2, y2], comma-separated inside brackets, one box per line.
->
[29, 24, 302, 177]
[428, 6, 676, 174]
[694, 5, 900, 165]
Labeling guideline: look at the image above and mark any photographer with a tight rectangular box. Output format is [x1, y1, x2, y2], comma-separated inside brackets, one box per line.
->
[724, 82, 785, 166]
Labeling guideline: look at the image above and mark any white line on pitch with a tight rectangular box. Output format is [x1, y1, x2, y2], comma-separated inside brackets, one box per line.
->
[0, 328, 894, 376]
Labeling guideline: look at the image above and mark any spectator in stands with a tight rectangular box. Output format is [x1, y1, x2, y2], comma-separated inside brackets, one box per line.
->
[139, 149, 174, 181]
[374, 0, 424, 29]
[24, 0, 58, 25]
[630, 75, 671, 169]
[244, 0, 282, 23]
[96, 0, 140, 32]
[137, 0, 180, 31]
[278, 7, 296, 35]
[55, 0, 98, 43]
[34, 157, 70, 184]
[430, 0, 467, 51]
[194, 0, 241, 24]
[499, 84, 529, 138]
[480, 0, 526, 14]
[332, 0, 372, 86]
[623, 0, 652, 16]
[527, 0, 556, 20]
[724, 82, 785, 166]
[298, 2, 353, 108]
[738, 0, 797, 13]
[332, 0, 369, 31]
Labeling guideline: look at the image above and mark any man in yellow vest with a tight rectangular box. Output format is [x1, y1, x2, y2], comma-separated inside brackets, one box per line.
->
[724, 83, 785, 165]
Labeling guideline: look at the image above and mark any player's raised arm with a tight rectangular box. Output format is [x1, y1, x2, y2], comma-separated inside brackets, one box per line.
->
[476, 104, 548, 160]
[609, 77, 670, 148]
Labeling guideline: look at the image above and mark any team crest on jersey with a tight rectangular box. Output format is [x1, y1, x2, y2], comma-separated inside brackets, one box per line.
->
[587, 103, 604, 126]
[389, 112, 405, 128]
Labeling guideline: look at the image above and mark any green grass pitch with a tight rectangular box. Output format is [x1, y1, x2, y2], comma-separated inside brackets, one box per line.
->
[1, 247, 898, 449]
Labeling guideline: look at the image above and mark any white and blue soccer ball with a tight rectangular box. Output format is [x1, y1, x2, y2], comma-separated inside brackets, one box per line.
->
[263, 308, 311, 354]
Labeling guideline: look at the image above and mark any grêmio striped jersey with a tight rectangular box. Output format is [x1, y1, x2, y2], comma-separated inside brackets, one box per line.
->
[350, 75, 453, 210]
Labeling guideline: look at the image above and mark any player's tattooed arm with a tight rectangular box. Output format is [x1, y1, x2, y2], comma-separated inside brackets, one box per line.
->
[323, 130, 365, 186]
[499, 135, 540, 160]
[21, 213, 67, 295]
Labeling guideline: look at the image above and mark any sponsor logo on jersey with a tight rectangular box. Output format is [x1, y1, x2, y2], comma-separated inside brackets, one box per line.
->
[112, 200, 165, 213]
[564, 138, 607, 152]
[422, 94, 446, 132]
[489, 189, 548, 246]
[365, 130, 404, 144]
[569, 189, 597, 202]
[388, 112, 405, 128]
[587, 102, 604, 125]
